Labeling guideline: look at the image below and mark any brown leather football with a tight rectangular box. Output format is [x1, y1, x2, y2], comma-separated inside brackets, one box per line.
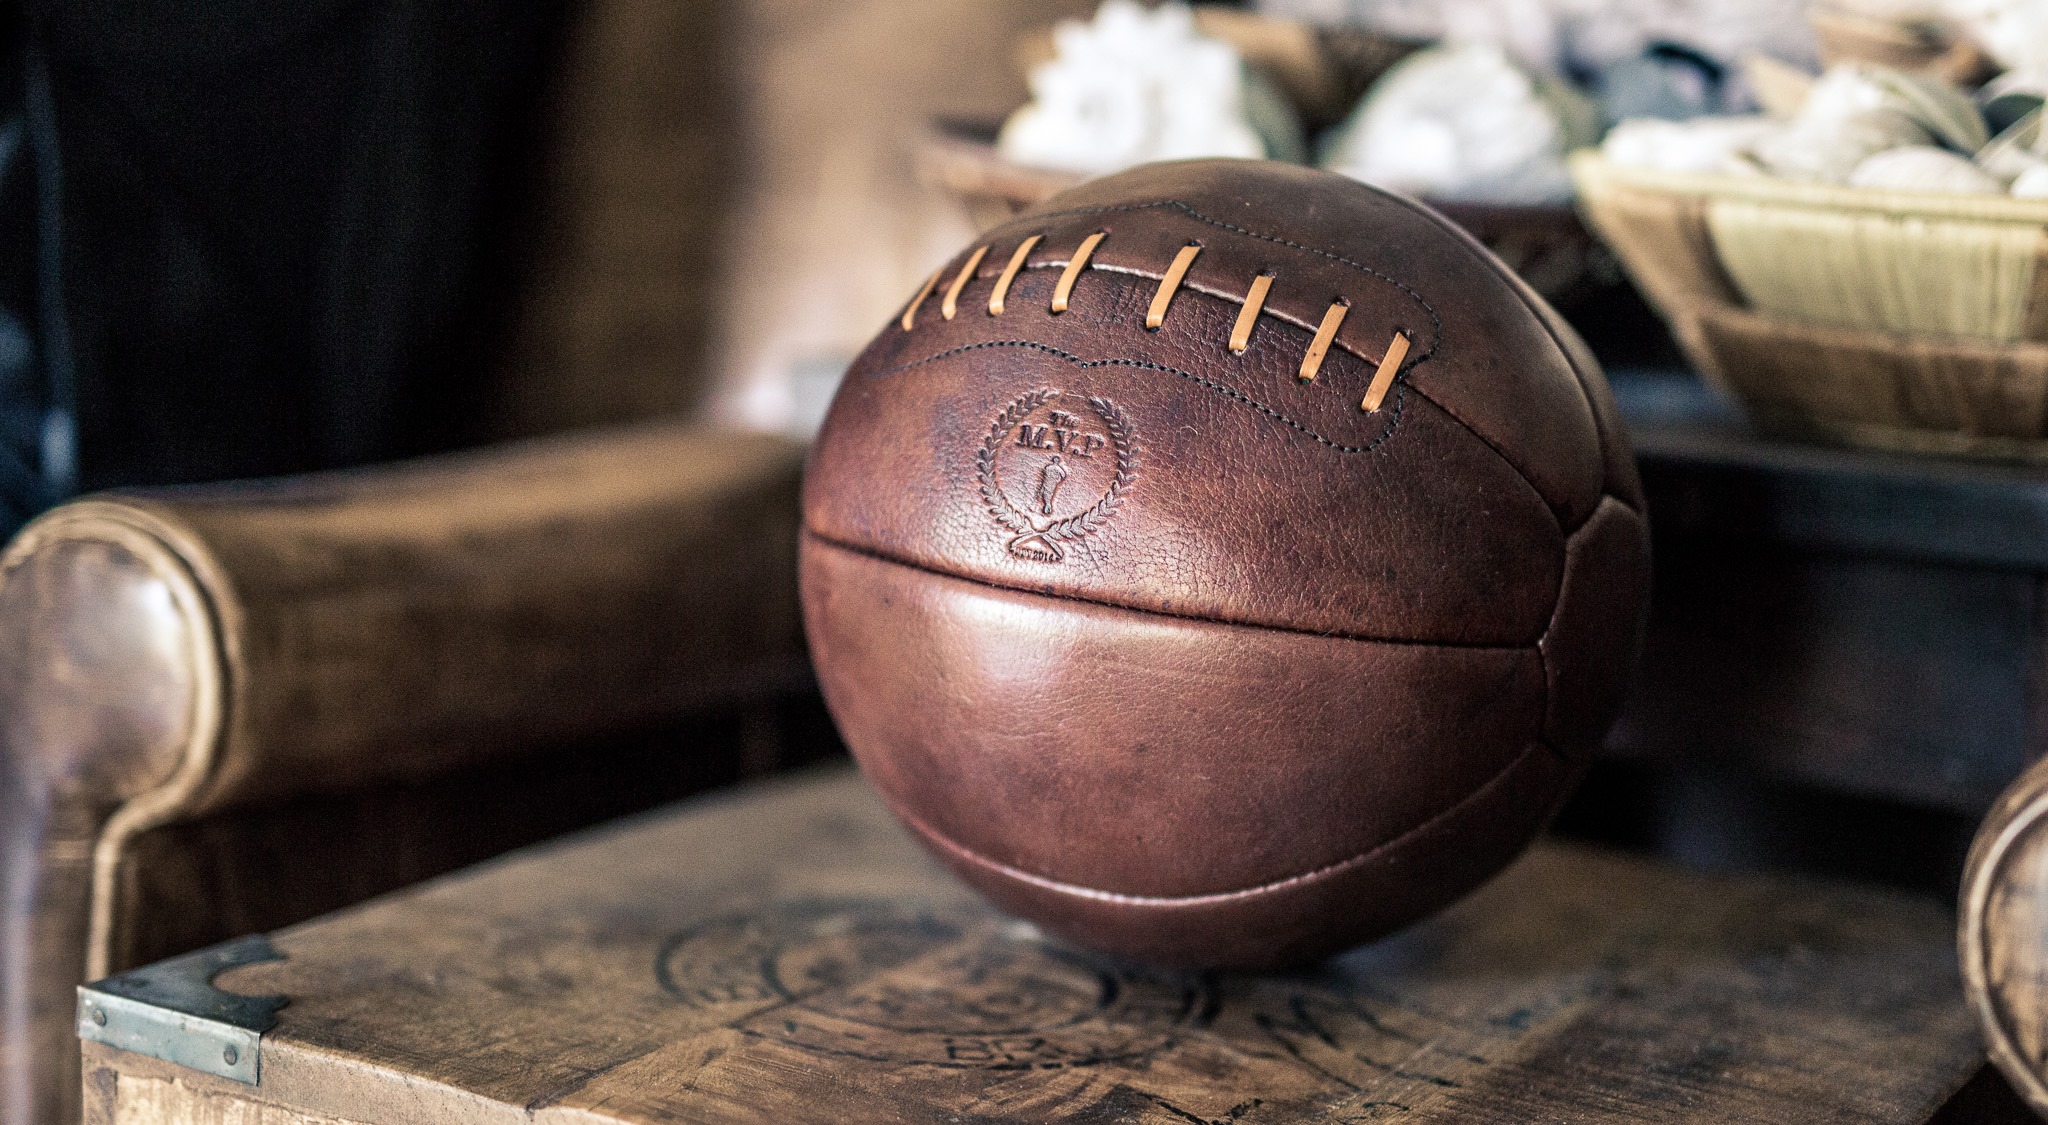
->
[800, 159, 1649, 969]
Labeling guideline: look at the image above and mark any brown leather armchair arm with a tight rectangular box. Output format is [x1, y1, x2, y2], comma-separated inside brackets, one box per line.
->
[0, 424, 814, 1125]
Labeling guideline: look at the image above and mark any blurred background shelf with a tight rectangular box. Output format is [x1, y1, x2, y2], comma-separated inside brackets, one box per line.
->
[1566, 369, 2048, 894]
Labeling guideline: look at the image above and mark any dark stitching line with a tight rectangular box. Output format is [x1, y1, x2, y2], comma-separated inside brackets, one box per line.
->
[805, 528, 1541, 651]
[1399, 376, 1575, 636]
[1007, 198, 1444, 364]
[1395, 196, 1649, 531]
[872, 340, 1406, 455]
[1533, 494, 1642, 740]
[1400, 380, 1559, 538]
[1532, 636, 1560, 765]
[891, 738, 1552, 907]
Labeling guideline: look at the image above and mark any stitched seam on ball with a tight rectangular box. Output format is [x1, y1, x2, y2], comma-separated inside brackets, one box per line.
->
[1401, 381, 1562, 538]
[1009, 198, 1445, 364]
[1007, 259, 1403, 376]
[1083, 262, 1407, 374]
[1536, 494, 1621, 656]
[871, 340, 1406, 455]
[803, 528, 1541, 651]
[1403, 382, 1570, 644]
[893, 740, 1550, 908]
[1399, 200, 1643, 529]
[1532, 495, 1636, 749]
[1472, 231, 1640, 531]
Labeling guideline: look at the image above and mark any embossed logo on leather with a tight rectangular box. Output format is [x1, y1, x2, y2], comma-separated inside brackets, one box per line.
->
[978, 388, 1137, 562]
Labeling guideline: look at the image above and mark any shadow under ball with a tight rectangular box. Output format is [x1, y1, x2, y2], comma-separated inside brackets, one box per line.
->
[800, 159, 1650, 970]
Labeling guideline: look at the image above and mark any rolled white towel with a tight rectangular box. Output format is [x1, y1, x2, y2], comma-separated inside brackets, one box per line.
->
[1601, 115, 1777, 174]
[1320, 41, 1594, 205]
[2012, 163, 2048, 197]
[1751, 108, 1932, 182]
[1743, 64, 1984, 182]
[1848, 145, 2006, 192]
[998, 1, 1301, 176]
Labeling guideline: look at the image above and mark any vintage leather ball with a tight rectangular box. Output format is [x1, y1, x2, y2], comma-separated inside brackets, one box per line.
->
[800, 159, 1649, 969]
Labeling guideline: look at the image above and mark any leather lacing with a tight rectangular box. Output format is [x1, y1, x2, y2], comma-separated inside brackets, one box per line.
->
[900, 232, 1413, 413]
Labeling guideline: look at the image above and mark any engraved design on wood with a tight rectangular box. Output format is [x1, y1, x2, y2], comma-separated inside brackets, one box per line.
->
[978, 389, 1138, 562]
[656, 899, 1206, 1070]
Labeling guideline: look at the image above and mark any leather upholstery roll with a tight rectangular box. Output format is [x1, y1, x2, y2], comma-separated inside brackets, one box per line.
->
[800, 160, 1649, 969]
[1, 424, 811, 1125]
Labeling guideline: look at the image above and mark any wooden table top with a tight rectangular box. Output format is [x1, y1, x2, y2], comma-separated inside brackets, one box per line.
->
[85, 766, 1985, 1124]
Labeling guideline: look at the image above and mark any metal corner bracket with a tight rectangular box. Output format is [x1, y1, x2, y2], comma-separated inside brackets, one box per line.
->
[77, 933, 288, 1084]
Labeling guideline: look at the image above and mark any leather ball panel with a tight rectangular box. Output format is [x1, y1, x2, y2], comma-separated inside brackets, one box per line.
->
[802, 534, 1553, 901]
[806, 277, 1565, 645]
[897, 738, 1573, 970]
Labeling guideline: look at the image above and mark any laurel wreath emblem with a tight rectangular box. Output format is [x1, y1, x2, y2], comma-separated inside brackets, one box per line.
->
[977, 388, 1138, 562]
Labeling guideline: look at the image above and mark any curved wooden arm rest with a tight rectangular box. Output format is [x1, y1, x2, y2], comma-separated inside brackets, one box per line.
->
[0, 423, 807, 1125]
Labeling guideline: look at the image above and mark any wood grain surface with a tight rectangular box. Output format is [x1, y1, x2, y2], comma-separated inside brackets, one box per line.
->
[84, 767, 1985, 1124]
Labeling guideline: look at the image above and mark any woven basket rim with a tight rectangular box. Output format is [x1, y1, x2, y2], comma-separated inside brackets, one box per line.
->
[1570, 150, 2048, 225]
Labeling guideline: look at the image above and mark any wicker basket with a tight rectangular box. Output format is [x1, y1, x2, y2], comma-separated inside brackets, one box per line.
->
[1574, 150, 2048, 461]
